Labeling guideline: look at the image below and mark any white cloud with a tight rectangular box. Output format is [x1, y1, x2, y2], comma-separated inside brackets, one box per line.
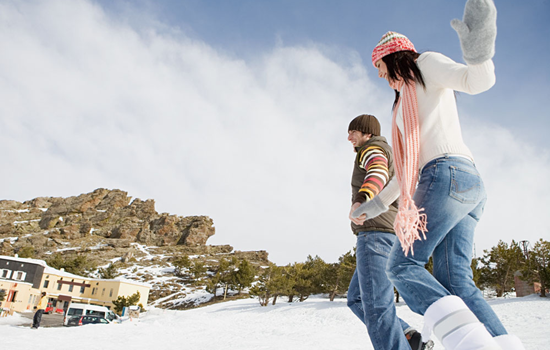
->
[463, 122, 550, 255]
[0, 0, 547, 264]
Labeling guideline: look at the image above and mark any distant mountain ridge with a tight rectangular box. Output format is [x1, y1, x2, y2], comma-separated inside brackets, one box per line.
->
[0, 188, 215, 249]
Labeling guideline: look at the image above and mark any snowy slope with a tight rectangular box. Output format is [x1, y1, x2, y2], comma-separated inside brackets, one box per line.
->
[1, 295, 548, 350]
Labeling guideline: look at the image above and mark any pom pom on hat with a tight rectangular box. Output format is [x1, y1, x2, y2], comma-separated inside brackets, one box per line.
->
[372, 31, 416, 67]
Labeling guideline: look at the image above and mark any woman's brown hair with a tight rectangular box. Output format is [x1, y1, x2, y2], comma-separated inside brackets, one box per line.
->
[382, 51, 426, 109]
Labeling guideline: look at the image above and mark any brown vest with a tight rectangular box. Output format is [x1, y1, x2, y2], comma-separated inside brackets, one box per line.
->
[350, 136, 398, 235]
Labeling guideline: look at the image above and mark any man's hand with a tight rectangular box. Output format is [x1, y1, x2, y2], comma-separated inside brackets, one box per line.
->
[349, 202, 367, 225]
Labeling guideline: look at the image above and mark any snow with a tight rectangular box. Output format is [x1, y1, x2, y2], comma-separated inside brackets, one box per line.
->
[0, 209, 30, 213]
[13, 219, 40, 224]
[56, 247, 81, 252]
[0, 233, 33, 243]
[133, 243, 155, 259]
[0, 236, 19, 244]
[1, 294, 548, 350]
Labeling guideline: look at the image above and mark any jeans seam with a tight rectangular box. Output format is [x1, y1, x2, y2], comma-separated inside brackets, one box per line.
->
[427, 161, 438, 191]
[444, 237, 456, 295]
[363, 239, 382, 348]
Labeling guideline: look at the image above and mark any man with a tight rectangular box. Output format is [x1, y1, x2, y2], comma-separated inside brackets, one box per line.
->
[346, 114, 432, 350]
[32, 292, 48, 329]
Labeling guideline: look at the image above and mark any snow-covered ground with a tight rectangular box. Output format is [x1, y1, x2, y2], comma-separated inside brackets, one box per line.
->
[1, 294, 548, 350]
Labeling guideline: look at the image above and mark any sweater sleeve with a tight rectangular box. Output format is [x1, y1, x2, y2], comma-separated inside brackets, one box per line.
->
[377, 176, 400, 207]
[419, 52, 495, 95]
[353, 145, 390, 203]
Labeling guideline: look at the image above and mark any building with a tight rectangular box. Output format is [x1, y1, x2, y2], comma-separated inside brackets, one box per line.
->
[514, 270, 548, 297]
[0, 255, 150, 314]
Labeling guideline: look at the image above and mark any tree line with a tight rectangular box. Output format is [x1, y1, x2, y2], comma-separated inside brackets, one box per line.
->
[181, 238, 549, 306]
[171, 251, 356, 306]
[16, 237, 549, 307]
[472, 238, 550, 297]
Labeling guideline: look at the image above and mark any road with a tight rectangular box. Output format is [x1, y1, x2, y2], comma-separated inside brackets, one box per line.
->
[21, 311, 64, 328]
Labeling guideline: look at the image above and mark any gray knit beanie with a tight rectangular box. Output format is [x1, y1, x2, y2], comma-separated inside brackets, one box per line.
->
[348, 114, 381, 136]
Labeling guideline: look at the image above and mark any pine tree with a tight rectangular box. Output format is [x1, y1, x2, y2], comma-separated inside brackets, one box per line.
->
[284, 263, 300, 303]
[46, 253, 96, 277]
[249, 263, 277, 306]
[521, 239, 550, 297]
[206, 257, 238, 299]
[46, 253, 67, 270]
[304, 255, 328, 295]
[267, 264, 294, 305]
[98, 263, 119, 279]
[190, 261, 208, 282]
[425, 256, 433, 274]
[17, 246, 35, 259]
[249, 263, 297, 306]
[231, 259, 256, 294]
[323, 251, 356, 301]
[172, 255, 191, 277]
[479, 240, 525, 297]
[112, 291, 141, 314]
[220, 257, 238, 299]
[291, 262, 315, 302]
[471, 257, 482, 288]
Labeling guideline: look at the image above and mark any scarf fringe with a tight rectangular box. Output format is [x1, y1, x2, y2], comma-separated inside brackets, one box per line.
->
[394, 195, 428, 256]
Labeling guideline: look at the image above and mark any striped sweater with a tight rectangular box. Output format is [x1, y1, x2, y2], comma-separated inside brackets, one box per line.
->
[355, 145, 391, 203]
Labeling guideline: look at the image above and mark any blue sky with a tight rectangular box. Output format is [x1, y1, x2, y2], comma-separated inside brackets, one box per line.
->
[1, 0, 549, 264]
[98, 0, 550, 146]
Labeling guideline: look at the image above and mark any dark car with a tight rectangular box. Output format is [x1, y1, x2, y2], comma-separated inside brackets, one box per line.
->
[66, 315, 112, 327]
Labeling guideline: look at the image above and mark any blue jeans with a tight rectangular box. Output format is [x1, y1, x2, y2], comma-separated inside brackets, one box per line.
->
[347, 231, 412, 350]
[386, 156, 507, 337]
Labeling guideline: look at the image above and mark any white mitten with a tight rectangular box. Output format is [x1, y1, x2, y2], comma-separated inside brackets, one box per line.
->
[451, 0, 497, 65]
[351, 196, 389, 220]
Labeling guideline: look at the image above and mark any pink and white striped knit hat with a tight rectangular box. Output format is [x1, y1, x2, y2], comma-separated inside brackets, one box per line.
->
[371, 32, 416, 68]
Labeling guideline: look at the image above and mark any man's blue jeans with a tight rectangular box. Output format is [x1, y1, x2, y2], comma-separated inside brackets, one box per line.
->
[386, 156, 507, 337]
[347, 231, 412, 350]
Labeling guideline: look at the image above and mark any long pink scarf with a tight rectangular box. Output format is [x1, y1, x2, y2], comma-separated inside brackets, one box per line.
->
[391, 79, 428, 255]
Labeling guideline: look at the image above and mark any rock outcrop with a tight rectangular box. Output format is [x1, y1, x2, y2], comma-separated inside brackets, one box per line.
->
[0, 188, 216, 255]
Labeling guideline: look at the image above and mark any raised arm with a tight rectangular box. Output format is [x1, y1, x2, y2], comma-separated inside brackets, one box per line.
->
[451, 0, 497, 65]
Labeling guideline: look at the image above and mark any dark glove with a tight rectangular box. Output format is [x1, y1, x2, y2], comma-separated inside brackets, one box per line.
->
[451, 0, 497, 65]
[351, 196, 389, 220]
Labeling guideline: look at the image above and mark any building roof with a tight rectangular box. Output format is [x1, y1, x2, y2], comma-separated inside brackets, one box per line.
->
[0, 255, 150, 288]
[0, 278, 32, 286]
[0, 254, 48, 268]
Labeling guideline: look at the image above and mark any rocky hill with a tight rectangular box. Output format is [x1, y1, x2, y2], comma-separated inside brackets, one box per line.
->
[0, 188, 269, 309]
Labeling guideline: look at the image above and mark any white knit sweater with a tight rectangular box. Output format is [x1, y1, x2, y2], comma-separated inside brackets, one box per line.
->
[378, 52, 496, 206]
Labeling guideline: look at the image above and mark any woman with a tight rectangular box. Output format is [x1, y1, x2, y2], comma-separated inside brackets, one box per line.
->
[352, 1, 524, 349]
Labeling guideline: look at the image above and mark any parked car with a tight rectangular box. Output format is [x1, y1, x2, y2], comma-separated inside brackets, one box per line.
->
[66, 315, 113, 327]
[63, 303, 119, 326]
